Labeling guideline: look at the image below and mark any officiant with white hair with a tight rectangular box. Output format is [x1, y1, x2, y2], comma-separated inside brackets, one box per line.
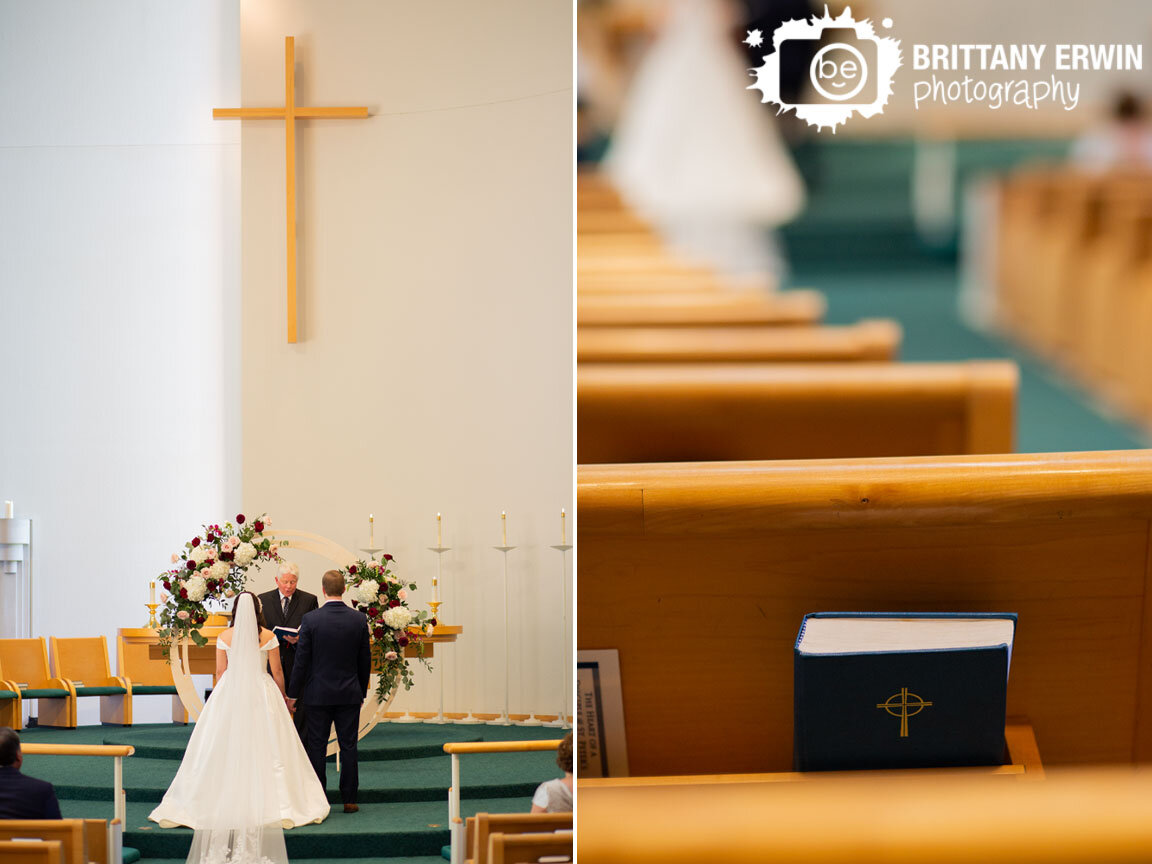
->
[259, 562, 319, 737]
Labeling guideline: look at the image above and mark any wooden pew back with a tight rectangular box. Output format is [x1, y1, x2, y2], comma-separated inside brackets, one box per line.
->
[578, 451, 1152, 775]
[489, 830, 572, 864]
[577, 320, 901, 364]
[0, 840, 64, 864]
[0, 820, 86, 864]
[473, 813, 573, 864]
[577, 290, 824, 327]
[82, 819, 108, 864]
[577, 361, 1016, 463]
[578, 770, 1152, 864]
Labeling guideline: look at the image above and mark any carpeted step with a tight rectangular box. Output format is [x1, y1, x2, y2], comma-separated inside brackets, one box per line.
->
[106, 796, 535, 859]
[36, 751, 552, 805]
[25, 723, 566, 861]
[136, 861, 448, 864]
[97, 722, 560, 763]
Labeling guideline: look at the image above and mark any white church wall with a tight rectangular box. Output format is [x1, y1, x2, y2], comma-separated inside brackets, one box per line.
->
[0, 1, 242, 723]
[238, 2, 573, 718]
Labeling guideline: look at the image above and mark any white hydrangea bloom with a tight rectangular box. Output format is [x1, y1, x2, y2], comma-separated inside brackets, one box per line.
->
[189, 544, 211, 565]
[185, 575, 208, 602]
[382, 606, 412, 630]
[207, 560, 229, 581]
[355, 581, 380, 605]
[234, 542, 257, 566]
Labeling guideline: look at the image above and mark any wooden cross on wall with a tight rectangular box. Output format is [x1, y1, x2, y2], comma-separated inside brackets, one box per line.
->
[214, 37, 369, 343]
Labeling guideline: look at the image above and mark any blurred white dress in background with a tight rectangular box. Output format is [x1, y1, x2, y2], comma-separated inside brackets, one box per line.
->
[606, 0, 805, 281]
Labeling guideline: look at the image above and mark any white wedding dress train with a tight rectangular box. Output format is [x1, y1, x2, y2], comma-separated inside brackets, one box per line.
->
[149, 594, 330, 864]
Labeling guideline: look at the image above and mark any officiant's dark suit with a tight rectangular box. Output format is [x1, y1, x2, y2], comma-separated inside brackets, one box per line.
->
[287, 574, 371, 810]
[259, 582, 318, 736]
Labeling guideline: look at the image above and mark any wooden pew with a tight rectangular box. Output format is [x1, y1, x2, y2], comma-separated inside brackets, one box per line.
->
[489, 830, 572, 864]
[0, 840, 64, 864]
[577, 720, 1043, 788]
[578, 450, 1152, 776]
[577, 770, 1152, 864]
[995, 167, 1059, 331]
[0, 821, 86, 864]
[1001, 171, 1106, 352]
[1125, 264, 1152, 423]
[996, 169, 1152, 360]
[471, 814, 573, 864]
[443, 740, 563, 864]
[82, 820, 109, 864]
[577, 361, 1016, 463]
[1073, 204, 1152, 395]
[578, 321, 902, 364]
[578, 270, 745, 294]
[577, 290, 824, 327]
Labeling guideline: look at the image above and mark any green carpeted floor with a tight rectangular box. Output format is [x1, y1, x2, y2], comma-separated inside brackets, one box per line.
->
[784, 265, 1149, 453]
[19, 722, 566, 863]
[776, 135, 1147, 453]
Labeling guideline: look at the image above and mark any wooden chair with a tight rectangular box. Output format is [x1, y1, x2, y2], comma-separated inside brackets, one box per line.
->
[115, 631, 186, 723]
[577, 290, 824, 328]
[577, 320, 901, 364]
[0, 640, 74, 728]
[577, 361, 1017, 463]
[0, 820, 87, 864]
[49, 637, 129, 726]
[0, 658, 21, 731]
[472, 813, 573, 864]
[488, 830, 572, 864]
[0, 840, 64, 864]
[579, 450, 1152, 776]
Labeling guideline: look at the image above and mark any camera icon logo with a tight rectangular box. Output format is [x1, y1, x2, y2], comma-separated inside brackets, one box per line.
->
[807, 32, 874, 103]
[749, 7, 901, 131]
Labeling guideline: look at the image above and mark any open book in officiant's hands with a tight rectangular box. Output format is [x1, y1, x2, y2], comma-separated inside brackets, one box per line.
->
[272, 626, 299, 644]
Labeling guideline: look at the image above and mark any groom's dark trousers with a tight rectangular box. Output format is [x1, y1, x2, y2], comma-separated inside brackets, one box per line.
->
[287, 599, 371, 805]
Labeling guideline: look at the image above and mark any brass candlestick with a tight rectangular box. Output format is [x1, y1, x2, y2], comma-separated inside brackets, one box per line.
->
[428, 600, 442, 626]
[146, 603, 159, 629]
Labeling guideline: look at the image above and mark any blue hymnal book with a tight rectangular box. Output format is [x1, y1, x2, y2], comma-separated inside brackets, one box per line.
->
[793, 611, 1016, 772]
[272, 626, 298, 643]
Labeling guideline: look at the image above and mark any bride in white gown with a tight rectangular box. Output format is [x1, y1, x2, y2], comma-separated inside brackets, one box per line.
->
[150, 591, 330, 864]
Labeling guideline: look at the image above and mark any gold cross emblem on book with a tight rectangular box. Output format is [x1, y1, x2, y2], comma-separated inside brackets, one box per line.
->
[876, 687, 932, 737]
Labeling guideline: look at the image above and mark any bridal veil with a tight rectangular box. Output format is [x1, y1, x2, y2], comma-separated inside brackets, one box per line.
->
[184, 592, 290, 864]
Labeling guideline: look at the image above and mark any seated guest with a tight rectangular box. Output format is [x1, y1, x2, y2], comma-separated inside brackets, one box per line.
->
[531, 732, 573, 813]
[1072, 90, 1152, 171]
[0, 726, 62, 819]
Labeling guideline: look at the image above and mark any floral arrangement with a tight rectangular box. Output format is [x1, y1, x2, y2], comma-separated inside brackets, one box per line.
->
[342, 554, 434, 701]
[157, 513, 281, 656]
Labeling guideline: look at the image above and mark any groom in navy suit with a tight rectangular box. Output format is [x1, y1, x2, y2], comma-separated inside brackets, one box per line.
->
[287, 570, 371, 813]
